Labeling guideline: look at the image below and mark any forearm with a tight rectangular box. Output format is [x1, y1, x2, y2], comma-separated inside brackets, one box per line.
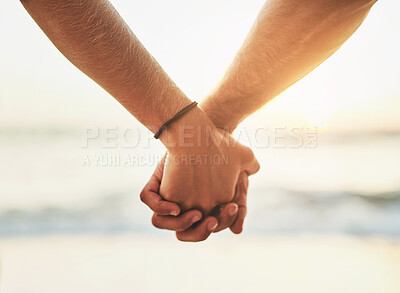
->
[21, 0, 195, 146]
[201, 0, 377, 131]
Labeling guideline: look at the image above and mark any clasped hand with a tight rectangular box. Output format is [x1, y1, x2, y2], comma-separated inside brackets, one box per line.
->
[140, 111, 259, 242]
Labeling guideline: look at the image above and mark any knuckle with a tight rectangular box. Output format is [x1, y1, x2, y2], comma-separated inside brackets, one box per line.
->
[243, 147, 255, 160]
[139, 190, 146, 203]
[151, 215, 162, 228]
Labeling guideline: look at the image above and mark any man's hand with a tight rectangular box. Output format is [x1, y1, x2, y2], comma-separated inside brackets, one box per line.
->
[160, 125, 259, 242]
[140, 105, 258, 242]
[161, 127, 258, 209]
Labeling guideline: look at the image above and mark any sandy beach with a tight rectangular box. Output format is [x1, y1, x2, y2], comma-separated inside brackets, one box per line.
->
[1, 234, 399, 293]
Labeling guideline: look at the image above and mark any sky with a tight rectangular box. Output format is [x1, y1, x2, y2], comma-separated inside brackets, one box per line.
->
[0, 0, 399, 133]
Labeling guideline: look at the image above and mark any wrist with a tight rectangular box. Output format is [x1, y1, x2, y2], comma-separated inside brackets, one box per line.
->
[200, 97, 240, 134]
[158, 106, 221, 155]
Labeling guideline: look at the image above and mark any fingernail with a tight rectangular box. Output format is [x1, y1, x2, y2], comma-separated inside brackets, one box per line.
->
[192, 215, 201, 223]
[170, 210, 179, 216]
[229, 205, 238, 217]
[207, 220, 218, 231]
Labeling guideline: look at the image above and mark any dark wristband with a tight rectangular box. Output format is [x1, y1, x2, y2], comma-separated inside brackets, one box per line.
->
[154, 101, 198, 139]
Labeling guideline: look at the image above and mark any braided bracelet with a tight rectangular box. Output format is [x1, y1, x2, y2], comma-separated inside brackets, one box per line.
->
[154, 101, 198, 139]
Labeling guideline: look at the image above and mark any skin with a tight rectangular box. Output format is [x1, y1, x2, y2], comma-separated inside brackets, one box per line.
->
[141, 157, 251, 241]
[20, 0, 260, 239]
[142, 0, 379, 241]
[202, 0, 379, 130]
[20, 0, 379, 242]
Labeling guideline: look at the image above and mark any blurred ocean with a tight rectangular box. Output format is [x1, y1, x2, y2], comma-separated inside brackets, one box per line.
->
[1, 127, 399, 238]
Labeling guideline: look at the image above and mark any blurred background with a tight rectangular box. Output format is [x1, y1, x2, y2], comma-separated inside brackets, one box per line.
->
[0, 0, 399, 292]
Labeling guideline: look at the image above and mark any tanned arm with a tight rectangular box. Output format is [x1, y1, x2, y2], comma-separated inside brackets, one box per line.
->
[201, 0, 378, 131]
[20, 0, 193, 145]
